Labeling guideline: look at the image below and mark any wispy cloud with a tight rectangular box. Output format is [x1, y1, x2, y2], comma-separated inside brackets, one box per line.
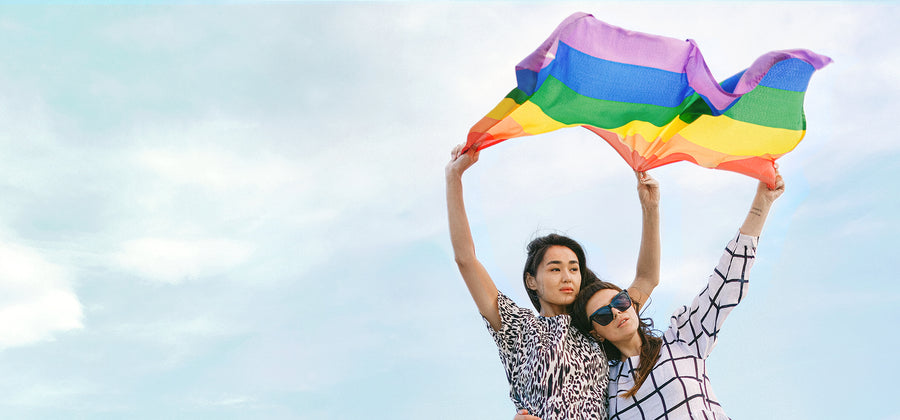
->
[0, 380, 99, 408]
[192, 394, 258, 407]
[0, 3, 894, 419]
[0, 241, 82, 349]
[113, 237, 253, 284]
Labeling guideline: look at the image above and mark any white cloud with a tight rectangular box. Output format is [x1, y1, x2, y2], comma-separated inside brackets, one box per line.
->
[0, 4, 892, 418]
[193, 394, 258, 407]
[100, 11, 204, 53]
[137, 143, 303, 193]
[0, 241, 83, 350]
[0, 381, 99, 408]
[107, 315, 240, 372]
[835, 214, 891, 238]
[113, 237, 253, 283]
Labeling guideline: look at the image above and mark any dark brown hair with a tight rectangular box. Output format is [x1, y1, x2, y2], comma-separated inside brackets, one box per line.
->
[522, 233, 588, 311]
[572, 281, 662, 399]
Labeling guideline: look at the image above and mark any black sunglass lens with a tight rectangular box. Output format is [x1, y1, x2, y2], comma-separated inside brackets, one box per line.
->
[591, 309, 613, 326]
[612, 293, 631, 311]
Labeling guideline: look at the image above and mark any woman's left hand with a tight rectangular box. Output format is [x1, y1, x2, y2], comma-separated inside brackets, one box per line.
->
[513, 409, 542, 420]
[636, 171, 660, 208]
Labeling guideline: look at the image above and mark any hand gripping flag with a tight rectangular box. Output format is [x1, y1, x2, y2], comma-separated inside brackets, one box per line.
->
[466, 12, 832, 185]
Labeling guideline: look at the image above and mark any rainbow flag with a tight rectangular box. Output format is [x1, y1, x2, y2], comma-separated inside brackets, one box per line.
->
[466, 12, 832, 185]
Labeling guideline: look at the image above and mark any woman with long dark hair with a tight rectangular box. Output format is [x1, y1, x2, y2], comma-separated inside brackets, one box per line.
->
[514, 175, 784, 419]
[446, 143, 661, 419]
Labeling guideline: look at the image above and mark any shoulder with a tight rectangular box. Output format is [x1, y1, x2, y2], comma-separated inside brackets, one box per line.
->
[497, 292, 536, 320]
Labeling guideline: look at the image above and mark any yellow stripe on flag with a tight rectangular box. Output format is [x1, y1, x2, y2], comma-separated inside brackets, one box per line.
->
[679, 115, 805, 156]
[511, 101, 579, 135]
[485, 98, 522, 120]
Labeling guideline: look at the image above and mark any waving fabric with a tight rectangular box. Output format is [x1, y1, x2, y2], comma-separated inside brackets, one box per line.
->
[466, 12, 831, 185]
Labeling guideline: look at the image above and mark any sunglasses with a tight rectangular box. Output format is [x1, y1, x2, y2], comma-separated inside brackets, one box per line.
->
[589, 289, 632, 326]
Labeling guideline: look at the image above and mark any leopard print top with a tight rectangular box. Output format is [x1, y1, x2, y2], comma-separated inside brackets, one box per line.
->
[485, 293, 608, 419]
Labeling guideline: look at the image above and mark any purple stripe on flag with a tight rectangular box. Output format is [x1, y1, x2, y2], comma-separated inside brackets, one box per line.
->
[555, 16, 694, 73]
[515, 12, 591, 74]
[732, 50, 834, 94]
[513, 12, 833, 112]
[517, 13, 692, 74]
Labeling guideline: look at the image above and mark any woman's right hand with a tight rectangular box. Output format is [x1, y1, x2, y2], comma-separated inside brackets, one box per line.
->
[739, 170, 785, 237]
[757, 172, 785, 205]
[445, 143, 480, 180]
[513, 409, 542, 420]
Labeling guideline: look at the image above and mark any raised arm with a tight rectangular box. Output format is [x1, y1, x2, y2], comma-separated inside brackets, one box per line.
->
[740, 172, 785, 237]
[446, 144, 501, 330]
[672, 173, 784, 357]
[627, 171, 660, 307]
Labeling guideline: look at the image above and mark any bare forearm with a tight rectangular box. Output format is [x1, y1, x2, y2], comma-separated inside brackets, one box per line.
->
[740, 196, 773, 237]
[446, 172, 500, 328]
[739, 172, 785, 236]
[631, 204, 660, 304]
[446, 174, 477, 263]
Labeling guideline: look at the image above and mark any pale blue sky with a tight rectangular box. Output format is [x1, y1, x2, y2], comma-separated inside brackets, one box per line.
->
[0, 2, 896, 419]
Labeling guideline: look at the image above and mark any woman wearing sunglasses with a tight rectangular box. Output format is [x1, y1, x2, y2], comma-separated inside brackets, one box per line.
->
[446, 143, 661, 419]
[512, 175, 783, 420]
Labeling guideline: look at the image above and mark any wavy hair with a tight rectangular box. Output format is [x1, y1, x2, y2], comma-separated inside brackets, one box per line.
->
[572, 280, 662, 399]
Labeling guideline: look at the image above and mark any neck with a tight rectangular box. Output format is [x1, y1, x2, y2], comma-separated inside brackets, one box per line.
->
[539, 301, 567, 317]
[612, 332, 643, 358]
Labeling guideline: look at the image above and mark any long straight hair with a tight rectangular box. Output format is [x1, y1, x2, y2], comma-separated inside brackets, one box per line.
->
[572, 280, 662, 399]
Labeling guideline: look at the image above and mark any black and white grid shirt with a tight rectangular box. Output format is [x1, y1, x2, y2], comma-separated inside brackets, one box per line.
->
[608, 232, 757, 420]
[485, 293, 608, 419]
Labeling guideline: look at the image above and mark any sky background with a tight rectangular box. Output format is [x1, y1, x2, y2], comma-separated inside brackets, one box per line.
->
[0, 1, 896, 419]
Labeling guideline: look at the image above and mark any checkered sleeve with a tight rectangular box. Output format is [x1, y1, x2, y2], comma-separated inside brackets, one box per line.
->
[671, 232, 758, 359]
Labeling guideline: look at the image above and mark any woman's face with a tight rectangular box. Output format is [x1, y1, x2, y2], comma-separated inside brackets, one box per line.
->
[527, 245, 581, 310]
[584, 288, 639, 341]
